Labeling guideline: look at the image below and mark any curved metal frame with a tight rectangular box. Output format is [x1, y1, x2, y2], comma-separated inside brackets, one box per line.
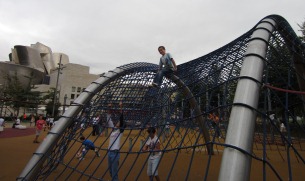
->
[18, 63, 210, 180]
[17, 14, 305, 180]
[219, 17, 276, 181]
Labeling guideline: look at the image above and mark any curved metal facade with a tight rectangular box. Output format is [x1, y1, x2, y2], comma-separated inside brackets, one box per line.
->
[31, 42, 55, 74]
[0, 62, 46, 87]
[13, 45, 45, 72]
[0, 42, 70, 88]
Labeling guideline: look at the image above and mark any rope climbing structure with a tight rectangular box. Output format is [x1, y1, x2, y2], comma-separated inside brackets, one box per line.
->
[19, 14, 305, 181]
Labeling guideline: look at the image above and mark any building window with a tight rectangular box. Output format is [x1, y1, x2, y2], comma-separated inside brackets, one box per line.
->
[72, 86, 76, 92]
[77, 87, 81, 92]
[71, 94, 75, 99]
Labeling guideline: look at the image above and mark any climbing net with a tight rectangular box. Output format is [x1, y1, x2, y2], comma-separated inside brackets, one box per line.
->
[20, 15, 305, 180]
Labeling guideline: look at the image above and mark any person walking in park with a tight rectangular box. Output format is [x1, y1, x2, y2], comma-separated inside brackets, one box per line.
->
[76, 136, 100, 161]
[33, 115, 46, 143]
[91, 114, 100, 136]
[44, 115, 50, 131]
[209, 112, 221, 138]
[280, 120, 287, 145]
[79, 112, 89, 131]
[48, 117, 54, 130]
[151, 46, 177, 87]
[23, 113, 27, 121]
[142, 127, 161, 181]
[107, 101, 126, 181]
[0, 115, 5, 127]
[30, 114, 36, 127]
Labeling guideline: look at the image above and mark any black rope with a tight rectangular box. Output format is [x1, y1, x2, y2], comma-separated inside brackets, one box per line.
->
[21, 15, 305, 181]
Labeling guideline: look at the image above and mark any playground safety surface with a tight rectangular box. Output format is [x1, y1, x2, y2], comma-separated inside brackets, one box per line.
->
[0, 128, 35, 138]
[0, 126, 304, 180]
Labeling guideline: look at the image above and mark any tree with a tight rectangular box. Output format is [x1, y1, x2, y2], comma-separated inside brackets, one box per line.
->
[2, 72, 45, 117]
[42, 88, 61, 117]
[298, 19, 305, 43]
[3, 72, 25, 116]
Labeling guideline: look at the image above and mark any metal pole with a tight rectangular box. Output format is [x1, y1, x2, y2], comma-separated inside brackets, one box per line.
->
[63, 94, 67, 114]
[219, 18, 275, 181]
[18, 63, 212, 179]
[170, 75, 213, 155]
[52, 55, 62, 117]
[0, 84, 3, 116]
[18, 66, 126, 181]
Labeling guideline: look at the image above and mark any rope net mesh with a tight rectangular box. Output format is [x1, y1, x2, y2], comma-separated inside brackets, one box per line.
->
[22, 15, 305, 180]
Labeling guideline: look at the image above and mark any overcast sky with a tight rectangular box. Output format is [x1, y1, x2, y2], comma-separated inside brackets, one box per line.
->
[0, 0, 304, 74]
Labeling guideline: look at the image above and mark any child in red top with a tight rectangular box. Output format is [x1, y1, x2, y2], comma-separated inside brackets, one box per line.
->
[33, 115, 46, 143]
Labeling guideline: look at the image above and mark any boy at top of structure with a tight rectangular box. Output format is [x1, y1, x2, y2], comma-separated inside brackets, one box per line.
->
[151, 46, 177, 87]
[76, 136, 100, 161]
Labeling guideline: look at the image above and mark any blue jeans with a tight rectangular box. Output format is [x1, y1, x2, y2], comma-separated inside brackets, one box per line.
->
[108, 151, 120, 181]
[92, 125, 98, 136]
[153, 68, 174, 86]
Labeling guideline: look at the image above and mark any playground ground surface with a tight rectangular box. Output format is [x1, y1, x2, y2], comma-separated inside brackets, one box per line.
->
[0, 122, 305, 180]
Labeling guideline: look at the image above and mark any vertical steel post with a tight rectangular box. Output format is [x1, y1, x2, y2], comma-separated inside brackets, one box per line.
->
[52, 55, 62, 117]
[63, 94, 67, 114]
[170, 75, 213, 155]
[18, 67, 126, 181]
[218, 18, 275, 181]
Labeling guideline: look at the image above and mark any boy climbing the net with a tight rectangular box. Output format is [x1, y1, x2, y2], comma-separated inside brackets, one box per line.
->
[150, 46, 177, 87]
[76, 136, 100, 160]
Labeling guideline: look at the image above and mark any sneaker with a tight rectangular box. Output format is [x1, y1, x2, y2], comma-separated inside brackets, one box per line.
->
[79, 157, 85, 161]
[96, 152, 100, 157]
[148, 83, 157, 87]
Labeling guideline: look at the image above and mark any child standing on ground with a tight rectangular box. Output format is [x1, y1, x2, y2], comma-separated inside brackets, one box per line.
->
[142, 127, 161, 181]
[107, 101, 126, 181]
[30, 114, 35, 127]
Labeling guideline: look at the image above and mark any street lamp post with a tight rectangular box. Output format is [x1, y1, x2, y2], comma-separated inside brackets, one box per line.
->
[63, 94, 67, 114]
[52, 55, 63, 118]
[0, 84, 3, 116]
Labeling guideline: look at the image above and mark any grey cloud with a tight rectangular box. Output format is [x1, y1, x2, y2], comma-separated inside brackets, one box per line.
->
[0, 0, 304, 74]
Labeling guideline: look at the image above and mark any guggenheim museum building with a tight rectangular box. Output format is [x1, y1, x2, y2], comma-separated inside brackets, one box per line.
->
[0, 42, 69, 88]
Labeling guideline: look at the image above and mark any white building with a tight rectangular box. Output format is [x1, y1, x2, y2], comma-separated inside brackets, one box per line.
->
[0, 42, 101, 116]
[35, 63, 100, 106]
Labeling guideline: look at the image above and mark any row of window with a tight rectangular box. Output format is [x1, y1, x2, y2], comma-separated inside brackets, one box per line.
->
[70, 94, 80, 99]
[70, 86, 82, 103]
[71, 86, 82, 93]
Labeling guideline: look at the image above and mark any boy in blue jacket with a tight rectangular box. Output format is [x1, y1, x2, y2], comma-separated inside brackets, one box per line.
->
[77, 136, 100, 160]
